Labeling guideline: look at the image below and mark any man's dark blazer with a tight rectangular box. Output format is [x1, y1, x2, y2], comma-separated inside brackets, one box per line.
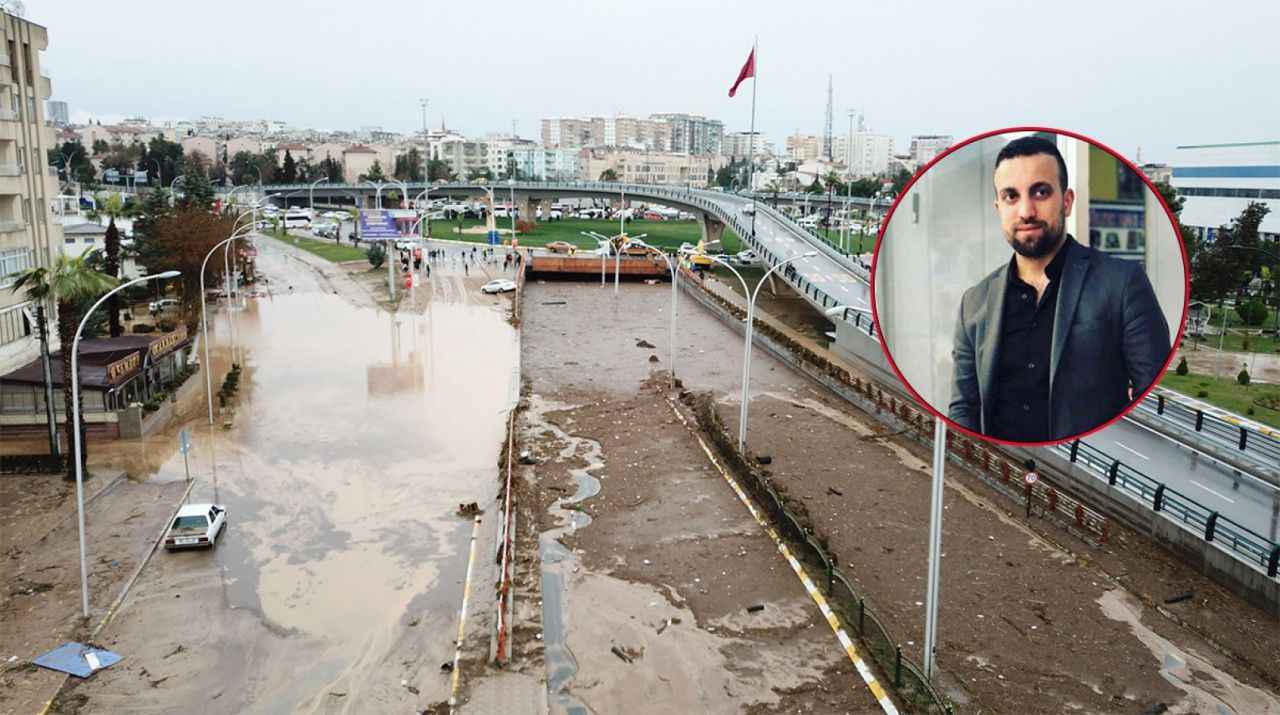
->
[947, 236, 1171, 441]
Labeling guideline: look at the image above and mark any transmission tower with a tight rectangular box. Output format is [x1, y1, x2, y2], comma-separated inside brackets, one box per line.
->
[823, 75, 834, 161]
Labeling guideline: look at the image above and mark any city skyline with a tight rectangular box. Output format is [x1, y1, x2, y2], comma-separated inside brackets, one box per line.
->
[28, 0, 1279, 163]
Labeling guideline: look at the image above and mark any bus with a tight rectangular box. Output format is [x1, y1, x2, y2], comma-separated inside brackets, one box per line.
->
[284, 209, 312, 228]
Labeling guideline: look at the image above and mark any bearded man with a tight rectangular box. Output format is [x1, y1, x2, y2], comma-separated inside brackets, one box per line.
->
[947, 136, 1170, 442]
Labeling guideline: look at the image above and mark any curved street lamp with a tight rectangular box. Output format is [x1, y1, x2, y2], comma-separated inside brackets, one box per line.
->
[71, 269, 181, 617]
[738, 251, 817, 447]
[309, 177, 329, 211]
[200, 229, 254, 423]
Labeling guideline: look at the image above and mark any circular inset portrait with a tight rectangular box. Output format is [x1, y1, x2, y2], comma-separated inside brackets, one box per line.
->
[871, 128, 1189, 446]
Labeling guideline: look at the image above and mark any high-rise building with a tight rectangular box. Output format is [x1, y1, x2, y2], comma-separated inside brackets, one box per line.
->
[846, 133, 895, 177]
[45, 99, 67, 126]
[0, 12, 65, 376]
[786, 132, 823, 163]
[723, 131, 768, 160]
[909, 135, 953, 167]
[541, 117, 594, 149]
[651, 113, 723, 155]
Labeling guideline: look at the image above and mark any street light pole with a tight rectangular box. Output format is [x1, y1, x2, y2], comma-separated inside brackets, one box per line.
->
[923, 418, 946, 678]
[739, 252, 816, 447]
[71, 270, 181, 617]
[309, 177, 329, 211]
[201, 230, 252, 424]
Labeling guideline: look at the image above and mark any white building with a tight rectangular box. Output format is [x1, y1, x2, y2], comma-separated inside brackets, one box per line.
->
[909, 134, 953, 167]
[510, 147, 579, 181]
[46, 99, 68, 126]
[846, 132, 894, 177]
[1170, 140, 1280, 241]
[723, 131, 773, 161]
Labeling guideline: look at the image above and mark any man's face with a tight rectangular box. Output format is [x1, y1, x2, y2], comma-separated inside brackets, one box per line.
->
[993, 153, 1074, 258]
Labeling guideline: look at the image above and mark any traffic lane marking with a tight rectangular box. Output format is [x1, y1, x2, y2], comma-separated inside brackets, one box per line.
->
[1189, 480, 1236, 504]
[1112, 441, 1150, 460]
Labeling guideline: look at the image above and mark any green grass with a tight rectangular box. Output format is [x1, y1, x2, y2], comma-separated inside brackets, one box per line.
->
[1186, 332, 1280, 355]
[426, 218, 742, 254]
[268, 233, 368, 262]
[815, 228, 878, 255]
[1161, 370, 1280, 429]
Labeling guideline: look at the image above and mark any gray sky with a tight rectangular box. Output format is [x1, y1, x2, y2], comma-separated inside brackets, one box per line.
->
[30, 0, 1280, 162]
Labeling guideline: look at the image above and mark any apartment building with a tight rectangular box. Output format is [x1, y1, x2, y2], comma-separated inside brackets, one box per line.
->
[541, 117, 594, 150]
[0, 12, 64, 376]
[650, 113, 723, 155]
[909, 134, 953, 167]
[581, 148, 725, 186]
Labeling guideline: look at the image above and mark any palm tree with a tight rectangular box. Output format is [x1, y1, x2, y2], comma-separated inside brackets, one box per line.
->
[12, 254, 118, 478]
[599, 168, 619, 182]
[765, 180, 782, 208]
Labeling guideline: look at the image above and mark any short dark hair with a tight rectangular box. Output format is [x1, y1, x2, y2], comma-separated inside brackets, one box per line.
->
[995, 136, 1068, 192]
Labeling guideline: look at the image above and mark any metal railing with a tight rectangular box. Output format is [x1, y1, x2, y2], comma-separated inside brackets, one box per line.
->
[1135, 390, 1280, 471]
[1054, 439, 1280, 578]
[691, 396, 951, 713]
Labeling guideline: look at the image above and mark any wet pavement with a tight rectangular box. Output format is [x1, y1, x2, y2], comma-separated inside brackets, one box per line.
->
[63, 236, 518, 712]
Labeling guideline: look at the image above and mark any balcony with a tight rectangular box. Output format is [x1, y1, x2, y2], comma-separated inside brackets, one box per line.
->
[0, 162, 20, 177]
[40, 75, 50, 99]
[0, 107, 14, 121]
[0, 218, 24, 233]
[0, 52, 9, 67]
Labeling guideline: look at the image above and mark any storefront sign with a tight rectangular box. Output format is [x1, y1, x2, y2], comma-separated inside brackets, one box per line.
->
[148, 326, 188, 360]
[105, 352, 140, 384]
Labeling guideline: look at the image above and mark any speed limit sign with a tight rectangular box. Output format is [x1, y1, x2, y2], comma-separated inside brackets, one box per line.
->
[1024, 471, 1038, 486]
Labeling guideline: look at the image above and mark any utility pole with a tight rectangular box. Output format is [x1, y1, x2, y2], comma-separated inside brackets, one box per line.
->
[823, 75, 834, 161]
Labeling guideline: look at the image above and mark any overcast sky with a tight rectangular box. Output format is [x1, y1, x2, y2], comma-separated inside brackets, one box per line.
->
[28, 0, 1280, 162]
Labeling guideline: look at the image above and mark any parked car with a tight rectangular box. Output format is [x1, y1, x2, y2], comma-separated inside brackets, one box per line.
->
[741, 204, 756, 216]
[481, 279, 517, 294]
[545, 241, 577, 254]
[149, 298, 180, 313]
[313, 222, 339, 238]
[733, 250, 761, 267]
[164, 503, 227, 550]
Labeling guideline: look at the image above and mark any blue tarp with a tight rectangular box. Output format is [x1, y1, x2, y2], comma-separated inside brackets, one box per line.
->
[33, 642, 122, 678]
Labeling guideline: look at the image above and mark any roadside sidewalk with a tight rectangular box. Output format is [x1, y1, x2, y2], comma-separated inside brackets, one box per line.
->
[0, 473, 190, 715]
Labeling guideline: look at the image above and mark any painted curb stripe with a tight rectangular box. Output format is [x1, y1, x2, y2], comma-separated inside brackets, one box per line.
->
[448, 515, 483, 711]
[666, 398, 899, 715]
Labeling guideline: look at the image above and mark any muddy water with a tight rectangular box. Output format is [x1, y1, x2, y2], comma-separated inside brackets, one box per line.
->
[527, 394, 603, 715]
[1097, 589, 1280, 714]
[76, 238, 517, 712]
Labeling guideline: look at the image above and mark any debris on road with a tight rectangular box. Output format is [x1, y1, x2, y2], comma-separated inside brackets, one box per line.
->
[32, 642, 122, 678]
[1163, 592, 1194, 605]
[610, 645, 633, 664]
[747, 604, 765, 613]
[635, 339, 655, 349]
[826, 487, 843, 496]
[457, 502, 482, 517]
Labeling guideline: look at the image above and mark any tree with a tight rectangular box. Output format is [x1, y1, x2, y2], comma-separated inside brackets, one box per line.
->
[805, 177, 823, 194]
[281, 150, 298, 183]
[144, 136, 184, 187]
[318, 156, 343, 183]
[823, 170, 845, 195]
[131, 187, 176, 272]
[714, 164, 734, 189]
[92, 139, 109, 155]
[599, 168, 619, 182]
[11, 255, 117, 478]
[185, 150, 212, 177]
[178, 166, 215, 211]
[1154, 181, 1202, 270]
[1192, 202, 1271, 304]
[427, 159, 453, 182]
[394, 148, 424, 181]
[137, 209, 237, 333]
[296, 158, 316, 182]
[100, 192, 126, 338]
[466, 167, 492, 181]
[889, 167, 912, 196]
[362, 160, 387, 182]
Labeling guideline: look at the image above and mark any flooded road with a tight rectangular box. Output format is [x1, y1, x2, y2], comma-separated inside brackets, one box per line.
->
[70, 237, 517, 713]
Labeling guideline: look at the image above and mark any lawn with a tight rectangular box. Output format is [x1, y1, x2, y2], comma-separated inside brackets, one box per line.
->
[1185, 332, 1280, 355]
[425, 218, 742, 254]
[1160, 370, 1280, 429]
[268, 233, 367, 262]
[815, 228, 878, 255]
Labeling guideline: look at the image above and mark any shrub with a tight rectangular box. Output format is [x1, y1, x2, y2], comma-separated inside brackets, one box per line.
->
[1237, 299, 1269, 326]
[1247, 407, 1256, 416]
[1242, 336, 1251, 351]
[1237, 366, 1250, 386]
[367, 243, 386, 269]
[132, 323, 155, 333]
[1197, 390, 1209, 398]
[158, 320, 176, 332]
[1175, 356, 1188, 376]
[515, 219, 537, 234]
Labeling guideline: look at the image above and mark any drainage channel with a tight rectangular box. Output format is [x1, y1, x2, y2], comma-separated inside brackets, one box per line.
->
[530, 395, 604, 714]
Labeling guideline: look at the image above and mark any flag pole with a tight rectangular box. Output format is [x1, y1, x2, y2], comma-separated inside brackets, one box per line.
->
[747, 36, 758, 239]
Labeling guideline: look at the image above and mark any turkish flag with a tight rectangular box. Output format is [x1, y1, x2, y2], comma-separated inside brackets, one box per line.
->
[728, 48, 755, 98]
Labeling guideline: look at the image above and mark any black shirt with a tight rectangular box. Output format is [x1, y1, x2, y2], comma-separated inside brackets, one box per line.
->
[990, 238, 1072, 441]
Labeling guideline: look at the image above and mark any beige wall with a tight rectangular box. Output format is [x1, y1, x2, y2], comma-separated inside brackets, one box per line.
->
[342, 151, 376, 183]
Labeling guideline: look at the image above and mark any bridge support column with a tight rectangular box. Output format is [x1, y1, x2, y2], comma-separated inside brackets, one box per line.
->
[697, 211, 726, 249]
[519, 196, 541, 223]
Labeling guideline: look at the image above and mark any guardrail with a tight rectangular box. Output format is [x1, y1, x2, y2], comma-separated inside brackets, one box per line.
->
[1137, 390, 1280, 472]
[1055, 439, 1279, 578]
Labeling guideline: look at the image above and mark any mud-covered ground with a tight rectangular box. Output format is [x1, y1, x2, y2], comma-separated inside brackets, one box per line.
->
[514, 279, 1280, 714]
[1, 237, 521, 714]
[516, 280, 890, 713]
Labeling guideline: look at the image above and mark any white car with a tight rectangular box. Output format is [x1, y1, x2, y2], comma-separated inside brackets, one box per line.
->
[164, 503, 227, 550]
[733, 250, 761, 267]
[741, 204, 756, 216]
[149, 298, 180, 313]
[481, 279, 517, 294]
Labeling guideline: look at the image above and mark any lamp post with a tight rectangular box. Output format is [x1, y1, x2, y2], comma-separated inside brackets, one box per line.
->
[738, 252, 817, 447]
[200, 230, 253, 424]
[683, 249, 751, 448]
[509, 179, 517, 243]
[614, 233, 648, 295]
[71, 270, 181, 617]
[644, 246, 679, 388]
[309, 177, 329, 211]
[582, 230, 611, 285]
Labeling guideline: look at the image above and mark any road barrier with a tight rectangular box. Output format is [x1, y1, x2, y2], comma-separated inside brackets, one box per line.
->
[1139, 389, 1280, 478]
[1057, 439, 1279, 579]
[688, 393, 951, 714]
